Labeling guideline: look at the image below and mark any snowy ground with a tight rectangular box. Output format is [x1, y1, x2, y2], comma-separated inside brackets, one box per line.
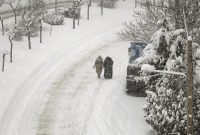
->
[0, 0, 71, 13]
[0, 0, 155, 135]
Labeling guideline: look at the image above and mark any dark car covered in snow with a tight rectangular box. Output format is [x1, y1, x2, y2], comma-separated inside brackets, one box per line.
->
[128, 42, 146, 63]
[126, 41, 147, 97]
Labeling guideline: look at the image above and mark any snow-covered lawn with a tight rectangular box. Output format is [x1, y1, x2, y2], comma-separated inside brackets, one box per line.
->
[0, 0, 155, 134]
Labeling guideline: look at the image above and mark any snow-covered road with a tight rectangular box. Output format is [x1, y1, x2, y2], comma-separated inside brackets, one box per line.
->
[0, 0, 155, 134]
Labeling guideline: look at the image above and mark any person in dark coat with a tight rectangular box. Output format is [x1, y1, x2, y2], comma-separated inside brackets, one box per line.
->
[94, 55, 104, 78]
[104, 56, 113, 79]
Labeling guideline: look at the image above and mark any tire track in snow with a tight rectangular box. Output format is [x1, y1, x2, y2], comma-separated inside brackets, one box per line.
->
[0, 1, 133, 134]
[0, 24, 121, 135]
[36, 40, 121, 135]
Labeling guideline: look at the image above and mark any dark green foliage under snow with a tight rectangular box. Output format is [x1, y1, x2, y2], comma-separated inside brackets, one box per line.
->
[64, 1, 80, 19]
[136, 17, 200, 135]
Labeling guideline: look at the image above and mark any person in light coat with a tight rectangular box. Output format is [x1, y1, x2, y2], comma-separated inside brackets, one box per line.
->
[94, 55, 104, 78]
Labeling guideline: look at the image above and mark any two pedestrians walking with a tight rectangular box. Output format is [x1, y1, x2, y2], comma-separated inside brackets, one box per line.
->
[93, 55, 113, 79]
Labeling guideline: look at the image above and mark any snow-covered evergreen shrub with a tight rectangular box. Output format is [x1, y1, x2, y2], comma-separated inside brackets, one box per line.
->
[28, 0, 47, 20]
[141, 17, 200, 135]
[43, 11, 64, 25]
[98, 0, 117, 8]
[193, 86, 200, 134]
[136, 17, 173, 70]
[64, 0, 80, 19]
[145, 74, 187, 134]
[28, 0, 47, 19]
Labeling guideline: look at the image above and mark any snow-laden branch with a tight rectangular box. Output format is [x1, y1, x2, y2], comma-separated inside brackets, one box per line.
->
[141, 64, 186, 77]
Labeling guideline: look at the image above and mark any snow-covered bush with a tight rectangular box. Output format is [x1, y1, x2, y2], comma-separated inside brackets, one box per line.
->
[140, 17, 200, 135]
[144, 74, 187, 135]
[5, 0, 47, 39]
[28, 0, 47, 19]
[43, 11, 64, 25]
[64, 1, 80, 19]
[98, 0, 118, 8]
[5, 14, 39, 40]
[136, 17, 173, 70]
[17, 18, 39, 37]
[5, 24, 23, 41]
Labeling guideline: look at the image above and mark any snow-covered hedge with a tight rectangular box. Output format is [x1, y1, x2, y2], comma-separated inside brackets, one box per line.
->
[64, 1, 80, 19]
[139, 17, 200, 135]
[98, 0, 118, 8]
[43, 12, 64, 25]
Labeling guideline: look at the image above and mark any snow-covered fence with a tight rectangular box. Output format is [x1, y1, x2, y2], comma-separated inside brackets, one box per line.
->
[126, 77, 146, 97]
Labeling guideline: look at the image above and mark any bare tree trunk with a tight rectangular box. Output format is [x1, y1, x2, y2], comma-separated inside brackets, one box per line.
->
[2, 54, 5, 72]
[87, 4, 90, 20]
[186, 39, 193, 135]
[101, 0, 103, 16]
[28, 28, 31, 49]
[89, 0, 91, 7]
[73, 18, 75, 29]
[0, 16, 4, 35]
[10, 5, 18, 24]
[40, 26, 42, 43]
[55, 0, 58, 11]
[50, 25, 53, 36]
[14, 10, 17, 24]
[39, 20, 42, 43]
[77, 16, 80, 26]
[135, 0, 138, 8]
[9, 36, 13, 63]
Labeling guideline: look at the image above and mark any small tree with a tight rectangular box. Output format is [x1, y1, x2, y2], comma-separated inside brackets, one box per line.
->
[21, 10, 35, 49]
[87, 3, 89, 20]
[4, 0, 22, 24]
[0, 0, 3, 6]
[136, 17, 173, 69]
[0, 16, 4, 35]
[141, 17, 200, 135]
[55, 0, 57, 11]
[1, 49, 9, 72]
[76, 0, 85, 7]
[28, 0, 47, 19]
[8, 36, 13, 63]
[39, 19, 42, 43]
